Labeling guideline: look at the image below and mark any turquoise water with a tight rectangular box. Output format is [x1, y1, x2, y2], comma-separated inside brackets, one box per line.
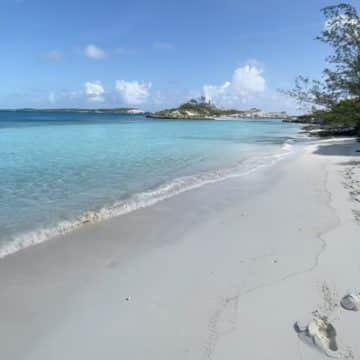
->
[0, 111, 301, 256]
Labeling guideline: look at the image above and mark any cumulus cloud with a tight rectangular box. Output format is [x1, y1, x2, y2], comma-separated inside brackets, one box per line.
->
[232, 65, 266, 95]
[45, 49, 63, 62]
[84, 81, 105, 102]
[84, 44, 108, 59]
[115, 80, 152, 105]
[202, 64, 266, 106]
[203, 82, 231, 103]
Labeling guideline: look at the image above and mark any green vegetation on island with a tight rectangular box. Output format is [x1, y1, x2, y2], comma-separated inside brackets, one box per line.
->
[147, 98, 235, 119]
[147, 97, 290, 120]
[284, 3, 360, 137]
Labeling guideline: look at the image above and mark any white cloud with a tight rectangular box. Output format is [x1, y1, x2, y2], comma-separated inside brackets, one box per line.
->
[200, 63, 299, 113]
[115, 80, 152, 105]
[44, 89, 95, 107]
[203, 82, 231, 103]
[45, 49, 63, 62]
[202, 64, 266, 106]
[49, 92, 56, 103]
[232, 65, 266, 95]
[84, 81, 105, 102]
[84, 44, 108, 60]
[152, 42, 174, 50]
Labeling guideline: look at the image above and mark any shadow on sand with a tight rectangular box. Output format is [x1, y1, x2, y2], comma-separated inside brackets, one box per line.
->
[313, 140, 360, 158]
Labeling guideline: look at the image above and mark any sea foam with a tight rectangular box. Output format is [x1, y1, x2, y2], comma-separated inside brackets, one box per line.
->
[0, 141, 297, 258]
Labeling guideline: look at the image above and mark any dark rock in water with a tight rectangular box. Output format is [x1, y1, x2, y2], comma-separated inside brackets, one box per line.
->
[308, 127, 357, 138]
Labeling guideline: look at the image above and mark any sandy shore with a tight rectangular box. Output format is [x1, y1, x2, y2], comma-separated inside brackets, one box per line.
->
[1, 138, 359, 360]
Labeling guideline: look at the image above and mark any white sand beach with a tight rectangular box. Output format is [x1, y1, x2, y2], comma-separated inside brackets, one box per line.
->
[1, 138, 360, 360]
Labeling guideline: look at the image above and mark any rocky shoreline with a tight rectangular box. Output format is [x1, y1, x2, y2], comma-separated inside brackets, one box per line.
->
[146, 98, 290, 120]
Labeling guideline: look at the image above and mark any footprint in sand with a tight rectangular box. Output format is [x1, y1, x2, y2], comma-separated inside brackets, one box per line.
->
[341, 293, 360, 312]
[294, 317, 339, 358]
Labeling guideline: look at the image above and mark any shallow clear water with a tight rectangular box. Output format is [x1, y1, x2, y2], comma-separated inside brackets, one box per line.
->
[0, 111, 301, 256]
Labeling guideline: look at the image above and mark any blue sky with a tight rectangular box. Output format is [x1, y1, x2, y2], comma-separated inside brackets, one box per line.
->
[1, 0, 358, 112]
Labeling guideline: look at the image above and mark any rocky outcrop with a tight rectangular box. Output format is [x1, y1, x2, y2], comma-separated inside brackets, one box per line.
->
[147, 99, 290, 120]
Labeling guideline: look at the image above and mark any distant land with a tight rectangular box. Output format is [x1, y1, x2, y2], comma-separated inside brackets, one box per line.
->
[0, 99, 292, 120]
[1, 108, 145, 114]
[146, 97, 291, 120]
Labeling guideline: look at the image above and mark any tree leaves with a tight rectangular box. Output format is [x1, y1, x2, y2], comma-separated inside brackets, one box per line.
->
[284, 3, 360, 131]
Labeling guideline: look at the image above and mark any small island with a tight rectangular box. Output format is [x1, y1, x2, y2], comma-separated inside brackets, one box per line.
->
[146, 97, 290, 120]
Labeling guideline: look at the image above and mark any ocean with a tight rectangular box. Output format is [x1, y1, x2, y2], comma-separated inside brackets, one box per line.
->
[0, 111, 301, 257]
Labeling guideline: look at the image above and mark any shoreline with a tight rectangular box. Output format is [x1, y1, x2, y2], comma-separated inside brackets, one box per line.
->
[0, 138, 298, 259]
[1, 138, 359, 359]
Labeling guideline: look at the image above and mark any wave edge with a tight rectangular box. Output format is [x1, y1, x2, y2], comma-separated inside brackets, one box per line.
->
[0, 142, 297, 258]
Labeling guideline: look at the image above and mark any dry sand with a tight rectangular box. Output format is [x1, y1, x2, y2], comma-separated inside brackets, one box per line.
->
[0, 138, 359, 360]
